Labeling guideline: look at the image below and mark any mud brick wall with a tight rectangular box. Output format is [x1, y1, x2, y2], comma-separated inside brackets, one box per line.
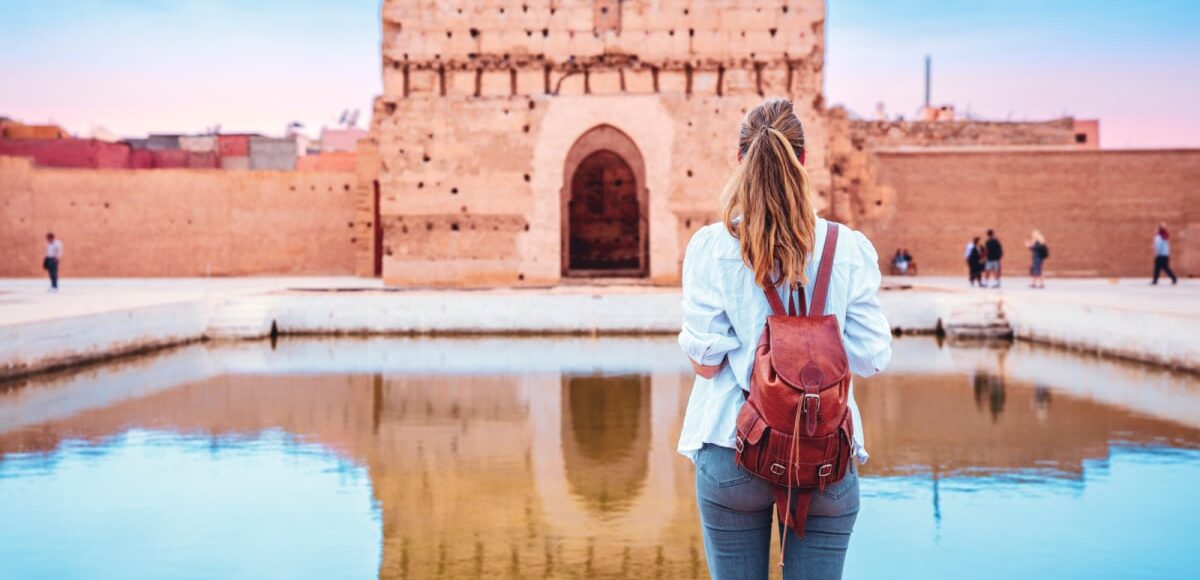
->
[823, 108, 1083, 226]
[0, 157, 358, 277]
[856, 150, 1200, 278]
[375, 0, 828, 287]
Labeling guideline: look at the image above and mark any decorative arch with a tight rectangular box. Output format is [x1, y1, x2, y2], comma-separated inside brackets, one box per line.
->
[561, 124, 649, 277]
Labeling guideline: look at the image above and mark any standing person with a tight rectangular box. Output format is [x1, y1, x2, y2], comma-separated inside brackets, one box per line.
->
[966, 236, 984, 286]
[43, 232, 63, 292]
[902, 248, 916, 275]
[678, 98, 892, 579]
[1026, 230, 1048, 289]
[891, 248, 909, 275]
[984, 229, 1004, 288]
[1152, 223, 1178, 285]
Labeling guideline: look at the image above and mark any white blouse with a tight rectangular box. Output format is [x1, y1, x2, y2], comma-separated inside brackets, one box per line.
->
[677, 217, 892, 463]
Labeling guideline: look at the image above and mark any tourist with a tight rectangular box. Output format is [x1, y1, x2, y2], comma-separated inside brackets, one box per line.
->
[1026, 230, 1048, 288]
[984, 229, 1003, 288]
[1152, 223, 1178, 285]
[891, 248, 909, 275]
[678, 98, 891, 579]
[966, 237, 984, 286]
[43, 232, 63, 292]
[902, 248, 917, 275]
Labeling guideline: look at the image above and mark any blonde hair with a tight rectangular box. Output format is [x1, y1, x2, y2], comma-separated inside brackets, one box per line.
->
[1031, 230, 1045, 244]
[721, 98, 816, 290]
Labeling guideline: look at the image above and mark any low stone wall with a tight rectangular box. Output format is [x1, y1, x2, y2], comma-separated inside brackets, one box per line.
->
[0, 157, 359, 277]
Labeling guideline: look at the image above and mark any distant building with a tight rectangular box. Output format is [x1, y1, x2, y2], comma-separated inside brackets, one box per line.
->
[320, 128, 368, 153]
[0, 120, 69, 140]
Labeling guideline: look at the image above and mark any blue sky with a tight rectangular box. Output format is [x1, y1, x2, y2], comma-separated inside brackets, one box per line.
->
[1, 0, 1198, 147]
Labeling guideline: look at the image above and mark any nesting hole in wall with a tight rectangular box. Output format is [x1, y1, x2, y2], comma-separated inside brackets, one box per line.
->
[876, 200, 883, 206]
[423, 154, 431, 163]
[417, 181, 424, 189]
[686, 169, 693, 178]
[523, 124, 530, 133]
[451, 187, 459, 195]
[523, 223, 530, 231]
[469, 28, 480, 38]
[344, 184, 350, 191]
[426, 222, 434, 231]
[769, 28, 778, 37]
[451, 223, 460, 231]
[523, 173, 531, 182]
[689, 28, 695, 37]
[669, 30, 675, 36]
[783, 5, 790, 13]
[518, 273, 526, 281]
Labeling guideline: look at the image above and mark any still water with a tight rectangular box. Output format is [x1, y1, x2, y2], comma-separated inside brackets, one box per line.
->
[1, 337, 1198, 579]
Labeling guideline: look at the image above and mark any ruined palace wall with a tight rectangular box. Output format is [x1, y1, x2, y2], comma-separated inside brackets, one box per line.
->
[376, 0, 827, 287]
[0, 157, 357, 277]
[856, 149, 1200, 277]
[824, 108, 1082, 225]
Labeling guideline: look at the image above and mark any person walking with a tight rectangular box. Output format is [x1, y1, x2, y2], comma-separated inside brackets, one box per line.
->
[1026, 230, 1048, 289]
[43, 232, 63, 292]
[678, 98, 892, 579]
[966, 237, 985, 286]
[1152, 223, 1178, 285]
[983, 229, 1004, 288]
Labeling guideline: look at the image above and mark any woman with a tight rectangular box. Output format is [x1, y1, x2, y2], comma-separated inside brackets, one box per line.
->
[1026, 230, 1047, 289]
[967, 236, 984, 286]
[1153, 223, 1178, 285]
[678, 98, 892, 579]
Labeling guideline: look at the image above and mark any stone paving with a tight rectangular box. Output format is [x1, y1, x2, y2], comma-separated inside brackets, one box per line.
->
[2, 275, 1194, 327]
[0, 275, 1196, 379]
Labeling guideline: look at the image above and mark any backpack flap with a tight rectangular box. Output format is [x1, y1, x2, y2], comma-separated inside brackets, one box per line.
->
[765, 315, 849, 391]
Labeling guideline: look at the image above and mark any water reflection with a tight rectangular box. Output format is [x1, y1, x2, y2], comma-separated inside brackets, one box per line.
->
[562, 375, 651, 514]
[0, 337, 1198, 579]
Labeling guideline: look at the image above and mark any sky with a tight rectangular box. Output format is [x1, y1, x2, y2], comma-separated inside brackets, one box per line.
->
[1, 0, 1198, 148]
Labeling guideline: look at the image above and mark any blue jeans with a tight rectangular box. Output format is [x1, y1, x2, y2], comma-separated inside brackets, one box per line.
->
[695, 443, 859, 580]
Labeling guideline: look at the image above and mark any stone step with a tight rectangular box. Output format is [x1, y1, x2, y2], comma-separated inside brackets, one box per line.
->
[205, 298, 276, 340]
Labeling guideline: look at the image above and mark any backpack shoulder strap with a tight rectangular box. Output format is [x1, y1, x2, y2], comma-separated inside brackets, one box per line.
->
[763, 282, 803, 317]
[808, 223, 840, 317]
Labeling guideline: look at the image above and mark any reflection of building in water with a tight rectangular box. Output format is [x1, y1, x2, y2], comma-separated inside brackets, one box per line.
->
[0, 370, 702, 579]
[560, 375, 651, 513]
[857, 372, 1200, 479]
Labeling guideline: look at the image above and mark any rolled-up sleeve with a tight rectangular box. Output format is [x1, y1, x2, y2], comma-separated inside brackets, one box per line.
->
[678, 227, 740, 366]
[843, 231, 892, 377]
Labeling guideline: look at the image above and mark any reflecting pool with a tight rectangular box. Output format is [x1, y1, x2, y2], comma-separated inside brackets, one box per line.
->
[1, 337, 1198, 579]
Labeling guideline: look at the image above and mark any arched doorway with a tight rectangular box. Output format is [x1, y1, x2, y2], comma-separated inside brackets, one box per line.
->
[562, 125, 648, 277]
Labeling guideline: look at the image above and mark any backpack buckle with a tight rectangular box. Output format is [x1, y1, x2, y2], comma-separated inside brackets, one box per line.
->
[802, 393, 821, 414]
[735, 437, 744, 453]
[770, 463, 787, 476]
[818, 464, 834, 477]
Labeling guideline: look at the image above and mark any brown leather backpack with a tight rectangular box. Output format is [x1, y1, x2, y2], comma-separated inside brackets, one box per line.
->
[734, 223, 854, 541]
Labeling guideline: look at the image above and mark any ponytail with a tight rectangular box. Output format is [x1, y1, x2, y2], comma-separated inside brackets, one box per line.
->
[721, 99, 816, 290]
